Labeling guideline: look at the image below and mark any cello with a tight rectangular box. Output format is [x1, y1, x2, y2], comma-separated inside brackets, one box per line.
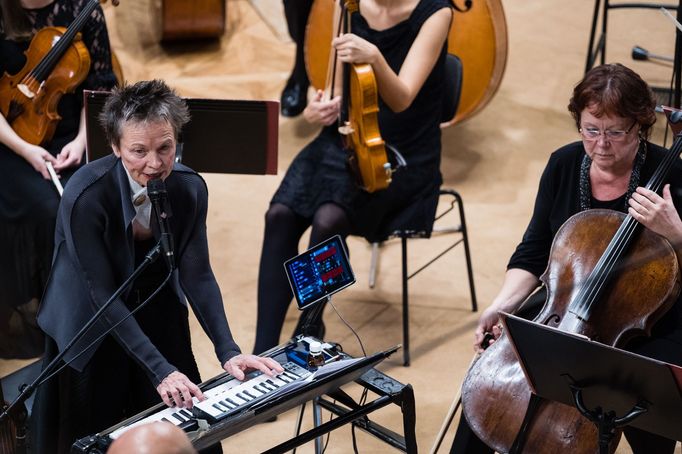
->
[0, 0, 120, 146]
[460, 138, 682, 451]
[304, 0, 508, 126]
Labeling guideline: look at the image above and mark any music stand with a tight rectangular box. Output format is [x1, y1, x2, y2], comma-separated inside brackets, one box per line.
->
[501, 313, 682, 453]
[83, 90, 279, 175]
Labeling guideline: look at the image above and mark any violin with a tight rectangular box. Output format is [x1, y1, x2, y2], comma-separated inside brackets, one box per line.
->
[0, 0, 120, 146]
[324, 0, 391, 193]
[460, 138, 682, 451]
[304, 0, 508, 127]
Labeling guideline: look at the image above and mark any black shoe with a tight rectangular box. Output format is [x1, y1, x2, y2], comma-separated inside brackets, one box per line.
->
[280, 78, 309, 117]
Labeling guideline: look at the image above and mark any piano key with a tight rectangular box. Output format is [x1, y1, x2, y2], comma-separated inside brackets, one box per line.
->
[243, 390, 257, 399]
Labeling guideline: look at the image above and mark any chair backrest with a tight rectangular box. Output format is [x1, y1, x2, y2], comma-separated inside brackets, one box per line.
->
[441, 53, 464, 123]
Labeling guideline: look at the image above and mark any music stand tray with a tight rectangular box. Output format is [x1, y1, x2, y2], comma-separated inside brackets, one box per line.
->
[501, 313, 682, 445]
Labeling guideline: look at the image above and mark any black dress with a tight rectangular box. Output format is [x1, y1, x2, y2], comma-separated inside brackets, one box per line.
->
[272, 0, 450, 241]
[0, 0, 116, 358]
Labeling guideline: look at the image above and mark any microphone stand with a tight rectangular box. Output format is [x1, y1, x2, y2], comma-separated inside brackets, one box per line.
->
[0, 242, 165, 424]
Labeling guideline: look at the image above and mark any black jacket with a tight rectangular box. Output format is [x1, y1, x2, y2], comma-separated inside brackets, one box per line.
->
[37, 154, 241, 386]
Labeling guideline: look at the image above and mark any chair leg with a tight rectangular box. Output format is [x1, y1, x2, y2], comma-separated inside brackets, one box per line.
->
[401, 236, 410, 367]
[453, 190, 478, 312]
[369, 242, 380, 289]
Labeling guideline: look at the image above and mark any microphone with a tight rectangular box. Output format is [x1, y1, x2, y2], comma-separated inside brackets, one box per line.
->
[147, 179, 175, 271]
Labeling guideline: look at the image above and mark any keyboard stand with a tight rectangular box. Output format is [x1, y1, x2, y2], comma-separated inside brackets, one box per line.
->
[270, 367, 417, 454]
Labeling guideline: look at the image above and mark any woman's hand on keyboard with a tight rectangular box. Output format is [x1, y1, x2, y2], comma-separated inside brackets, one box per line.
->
[156, 371, 205, 409]
[223, 354, 284, 381]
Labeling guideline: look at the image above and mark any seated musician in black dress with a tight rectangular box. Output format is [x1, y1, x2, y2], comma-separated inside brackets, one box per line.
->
[29, 80, 282, 454]
[253, 0, 454, 354]
[452, 64, 682, 453]
[0, 0, 117, 359]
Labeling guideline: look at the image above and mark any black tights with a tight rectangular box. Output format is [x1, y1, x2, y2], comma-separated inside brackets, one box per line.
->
[253, 203, 351, 354]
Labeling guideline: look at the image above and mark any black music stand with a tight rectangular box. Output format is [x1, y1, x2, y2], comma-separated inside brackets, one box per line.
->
[501, 313, 682, 454]
[83, 90, 279, 175]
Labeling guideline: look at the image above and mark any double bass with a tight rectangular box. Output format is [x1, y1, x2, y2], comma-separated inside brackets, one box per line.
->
[304, 0, 508, 126]
[0, 0, 121, 146]
[460, 139, 682, 451]
[161, 0, 225, 41]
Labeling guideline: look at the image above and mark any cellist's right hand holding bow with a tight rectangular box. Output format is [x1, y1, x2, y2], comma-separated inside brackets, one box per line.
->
[474, 305, 503, 353]
[303, 90, 341, 126]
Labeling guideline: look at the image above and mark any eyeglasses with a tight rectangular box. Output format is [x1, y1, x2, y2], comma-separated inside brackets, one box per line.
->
[579, 121, 637, 142]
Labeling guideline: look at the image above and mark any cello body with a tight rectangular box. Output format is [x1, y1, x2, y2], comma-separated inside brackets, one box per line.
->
[462, 209, 681, 453]
[304, 0, 508, 126]
[0, 26, 90, 146]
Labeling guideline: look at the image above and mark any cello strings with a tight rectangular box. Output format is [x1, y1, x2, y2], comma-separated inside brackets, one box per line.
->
[573, 138, 682, 318]
[576, 150, 676, 317]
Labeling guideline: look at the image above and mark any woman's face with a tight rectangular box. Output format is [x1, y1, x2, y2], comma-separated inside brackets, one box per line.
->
[579, 106, 640, 172]
[112, 119, 176, 186]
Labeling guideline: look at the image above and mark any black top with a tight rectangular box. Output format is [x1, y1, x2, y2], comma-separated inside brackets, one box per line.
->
[508, 141, 682, 276]
[37, 155, 241, 385]
[352, 0, 448, 167]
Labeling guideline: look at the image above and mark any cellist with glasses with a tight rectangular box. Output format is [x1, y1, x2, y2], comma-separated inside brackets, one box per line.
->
[452, 63, 682, 454]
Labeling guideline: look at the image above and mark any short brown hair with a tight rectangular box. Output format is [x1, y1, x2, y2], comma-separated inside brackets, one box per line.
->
[568, 63, 656, 139]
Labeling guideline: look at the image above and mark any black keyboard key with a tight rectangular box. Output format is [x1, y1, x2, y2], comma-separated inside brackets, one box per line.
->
[180, 409, 193, 419]
[171, 412, 186, 423]
[266, 380, 279, 388]
[243, 390, 257, 399]
[226, 398, 240, 407]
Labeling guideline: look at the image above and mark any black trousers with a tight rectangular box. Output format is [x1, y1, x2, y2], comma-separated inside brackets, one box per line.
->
[282, 0, 313, 84]
[29, 282, 221, 454]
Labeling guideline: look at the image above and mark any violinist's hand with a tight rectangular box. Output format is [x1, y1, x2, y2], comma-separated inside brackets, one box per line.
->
[223, 354, 284, 381]
[54, 136, 85, 172]
[629, 185, 682, 244]
[303, 90, 341, 126]
[473, 305, 503, 353]
[333, 33, 379, 65]
[19, 143, 58, 180]
[156, 371, 204, 409]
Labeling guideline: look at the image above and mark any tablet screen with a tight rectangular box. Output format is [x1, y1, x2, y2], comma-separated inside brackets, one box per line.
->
[284, 235, 355, 310]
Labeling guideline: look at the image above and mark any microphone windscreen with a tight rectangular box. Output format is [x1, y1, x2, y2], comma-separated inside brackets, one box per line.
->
[147, 178, 166, 201]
